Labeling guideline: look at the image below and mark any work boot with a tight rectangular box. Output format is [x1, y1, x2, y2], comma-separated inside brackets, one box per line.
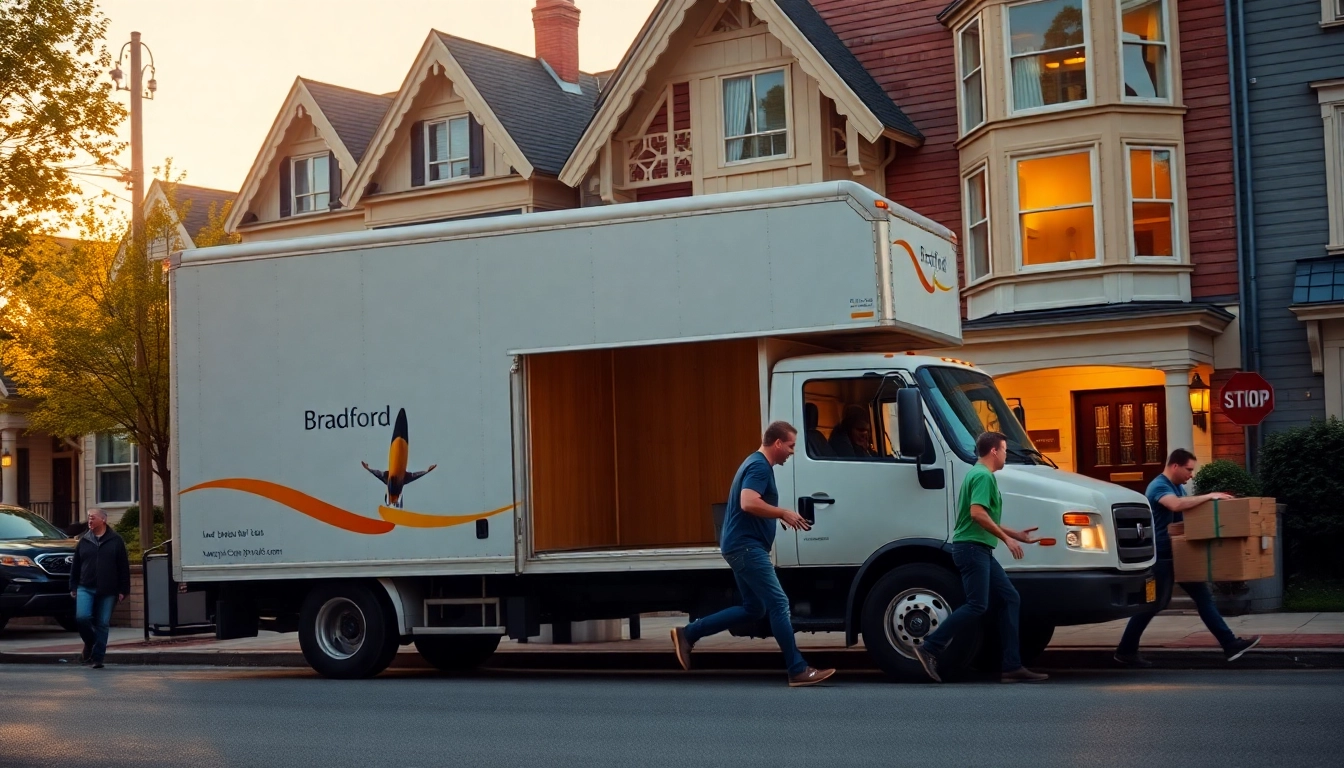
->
[788, 667, 836, 687]
[1225, 635, 1261, 662]
[1000, 667, 1049, 683]
[90, 660, 105, 670]
[671, 627, 693, 671]
[1113, 651, 1154, 668]
[913, 645, 942, 683]
[78, 644, 92, 665]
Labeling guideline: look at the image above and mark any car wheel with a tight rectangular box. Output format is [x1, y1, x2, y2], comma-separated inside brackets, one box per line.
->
[298, 581, 400, 679]
[55, 614, 80, 633]
[861, 563, 980, 681]
[413, 634, 501, 672]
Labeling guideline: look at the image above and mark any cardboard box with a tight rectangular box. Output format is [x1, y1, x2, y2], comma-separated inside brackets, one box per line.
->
[1259, 535, 1277, 579]
[1182, 497, 1277, 540]
[1171, 535, 1265, 582]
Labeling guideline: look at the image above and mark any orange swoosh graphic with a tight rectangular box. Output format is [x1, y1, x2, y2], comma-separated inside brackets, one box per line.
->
[378, 503, 515, 529]
[894, 239, 954, 294]
[182, 478, 396, 534]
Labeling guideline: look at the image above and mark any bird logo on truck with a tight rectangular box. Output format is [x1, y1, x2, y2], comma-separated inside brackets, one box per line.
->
[360, 408, 436, 509]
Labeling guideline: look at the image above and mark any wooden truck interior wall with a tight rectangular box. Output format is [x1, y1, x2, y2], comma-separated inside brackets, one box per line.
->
[528, 339, 761, 553]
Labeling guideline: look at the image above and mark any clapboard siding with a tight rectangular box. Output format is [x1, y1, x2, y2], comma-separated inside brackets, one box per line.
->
[1244, 0, 1343, 433]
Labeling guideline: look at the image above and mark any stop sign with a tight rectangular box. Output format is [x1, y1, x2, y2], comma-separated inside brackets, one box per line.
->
[1220, 372, 1275, 427]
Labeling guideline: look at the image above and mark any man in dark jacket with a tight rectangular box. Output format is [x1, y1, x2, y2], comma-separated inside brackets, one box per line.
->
[68, 508, 131, 668]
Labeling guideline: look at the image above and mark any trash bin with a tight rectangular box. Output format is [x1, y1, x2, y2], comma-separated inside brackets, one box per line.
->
[144, 541, 214, 637]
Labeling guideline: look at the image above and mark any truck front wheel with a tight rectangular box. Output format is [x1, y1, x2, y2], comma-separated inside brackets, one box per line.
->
[413, 634, 501, 672]
[299, 582, 400, 679]
[861, 563, 981, 681]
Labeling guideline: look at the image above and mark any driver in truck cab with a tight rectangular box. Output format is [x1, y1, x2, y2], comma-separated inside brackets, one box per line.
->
[914, 431, 1050, 683]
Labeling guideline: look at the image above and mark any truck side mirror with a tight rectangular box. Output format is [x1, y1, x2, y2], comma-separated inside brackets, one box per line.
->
[896, 388, 926, 460]
[1012, 404, 1026, 428]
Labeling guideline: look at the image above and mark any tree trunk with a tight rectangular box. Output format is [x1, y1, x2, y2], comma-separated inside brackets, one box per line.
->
[154, 452, 172, 543]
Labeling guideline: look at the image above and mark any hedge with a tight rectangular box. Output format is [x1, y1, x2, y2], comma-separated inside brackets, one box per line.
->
[1258, 418, 1344, 579]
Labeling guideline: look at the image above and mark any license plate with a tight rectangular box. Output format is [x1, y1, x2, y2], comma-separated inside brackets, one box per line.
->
[1145, 578, 1156, 603]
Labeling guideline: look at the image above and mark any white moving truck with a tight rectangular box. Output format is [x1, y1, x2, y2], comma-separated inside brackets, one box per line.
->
[170, 181, 1156, 679]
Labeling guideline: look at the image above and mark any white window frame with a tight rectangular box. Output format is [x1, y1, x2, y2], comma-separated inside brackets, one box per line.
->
[1322, 0, 1344, 26]
[1118, 0, 1173, 104]
[720, 66, 793, 167]
[94, 433, 138, 506]
[1011, 144, 1103, 274]
[1125, 144, 1181, 263]
[290, 153, 330, 216]
[958, 16, 986, 135]
[426, 115, 472, 184]
[1004, 0, 1093, 117]
[964, 164, 992, 284]
[1315, 79, 1344, 252]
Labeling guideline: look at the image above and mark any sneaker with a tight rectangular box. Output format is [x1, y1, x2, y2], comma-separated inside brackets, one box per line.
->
[1113, 651, 1154, 668]
[1001, 667, 1049, 683]
[90, 661, 104, 669]
[788, 667, 836, 687]
[79, 644, 92, 665]
[671, 627, 693, 671]
[1225, 636, 1261, 662]
[913, 645, 941, 683]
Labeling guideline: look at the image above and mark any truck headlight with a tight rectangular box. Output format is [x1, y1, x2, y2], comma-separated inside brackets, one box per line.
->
[1062, 511, 1106, 551]
[0, 555, 37, 568]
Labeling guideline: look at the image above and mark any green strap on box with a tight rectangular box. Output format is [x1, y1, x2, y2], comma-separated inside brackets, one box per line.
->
[1212, 499, 1222, 539]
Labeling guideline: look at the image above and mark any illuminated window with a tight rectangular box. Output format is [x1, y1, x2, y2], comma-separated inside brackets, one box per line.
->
[965, 168, 990, 281]
[1008, 0, 1088, 112]
[1015, 150, 1096, 267]
[959, 18, 985, 133]
[1120, 0, 1169, 101]
[1128, 147, 1176, 259]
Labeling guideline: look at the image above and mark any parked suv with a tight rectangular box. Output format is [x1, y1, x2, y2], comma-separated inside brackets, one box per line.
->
[0, 506, 78, 635]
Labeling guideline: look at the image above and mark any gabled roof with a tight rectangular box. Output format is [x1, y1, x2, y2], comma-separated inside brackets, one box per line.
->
[342, 31, 600, 208]
[560, 0, 923, 187]
[301, 79, 394, 163]
[225, 77, 393, 231]
[146, 180, 235, 248]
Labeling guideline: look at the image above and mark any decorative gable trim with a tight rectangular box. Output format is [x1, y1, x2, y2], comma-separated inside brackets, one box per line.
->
[225, 78, 360, 232]
[341, 32, 536, 209]
[559, 0, 917, 188]
[144, 180, 198, 249]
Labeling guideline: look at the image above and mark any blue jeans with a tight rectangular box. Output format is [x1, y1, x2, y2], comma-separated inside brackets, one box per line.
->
[75, 587, 117, 662]
[923, 542, 1023, 672]
[684, 546, 808, 676]
[1117, 556, 1236, 654]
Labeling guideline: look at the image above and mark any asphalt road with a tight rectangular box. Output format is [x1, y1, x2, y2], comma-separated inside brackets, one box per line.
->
[1, 667, 1340, 768]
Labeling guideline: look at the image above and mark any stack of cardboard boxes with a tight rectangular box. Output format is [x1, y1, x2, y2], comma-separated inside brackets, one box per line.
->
[1170, 498, 1278, 582]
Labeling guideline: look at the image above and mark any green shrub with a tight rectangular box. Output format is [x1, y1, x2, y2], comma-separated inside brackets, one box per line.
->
[121, 523, 167, 564]
[1258, 418, 1344, 579]
[113, 505, 164, 537]
[1193, 459, 1261, 497]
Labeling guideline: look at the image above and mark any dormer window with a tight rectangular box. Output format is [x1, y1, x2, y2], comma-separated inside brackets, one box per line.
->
[1007, 0, 1089, 114]
[722, 68, 789, 164]
[428, 116, 471, 182]
[291, 153, 331, 215]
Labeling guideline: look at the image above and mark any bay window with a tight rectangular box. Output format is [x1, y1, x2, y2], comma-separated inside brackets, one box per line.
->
[1007, 0, 1089, 113]
[1015, 149, 1097, 267]
[1120, 0, 1170, 101]
[723, 69, 789, 163]
[1128, 147, 1176, 259]
[959, 19, 985, 133]
[965, 168, 991, 281]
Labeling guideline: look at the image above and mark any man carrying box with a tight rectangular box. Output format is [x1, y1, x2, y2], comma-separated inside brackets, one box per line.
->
[1114, 449, 1261, 667]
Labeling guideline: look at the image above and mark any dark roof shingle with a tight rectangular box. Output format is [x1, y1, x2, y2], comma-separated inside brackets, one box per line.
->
[302, 79, 395, 163]
[169, 183, 236, 244]
[437, 33, 599, 176]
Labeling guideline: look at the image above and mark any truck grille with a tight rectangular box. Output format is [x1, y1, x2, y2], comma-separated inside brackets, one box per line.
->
[35, 553, 74, 576]
[1113, 504, 1155, 563]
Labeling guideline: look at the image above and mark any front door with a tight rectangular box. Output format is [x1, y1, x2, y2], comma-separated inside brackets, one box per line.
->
[52, 457, 74, 529]
[1074, 387, 1166, 493]
[792, 372, 948, 566]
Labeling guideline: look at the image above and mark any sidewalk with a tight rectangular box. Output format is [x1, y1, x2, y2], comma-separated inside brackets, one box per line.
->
[3, 612, 1341, 671]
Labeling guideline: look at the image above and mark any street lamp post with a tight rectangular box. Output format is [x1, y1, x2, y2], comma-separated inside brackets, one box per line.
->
[111, 33, 158, 557]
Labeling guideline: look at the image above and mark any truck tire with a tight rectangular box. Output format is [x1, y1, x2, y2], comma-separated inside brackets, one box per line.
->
[299, 582, 400, 679]
[1019, 620, 1055, 665]
[414, 634, 501, 672]
[860, 563, 981, 682]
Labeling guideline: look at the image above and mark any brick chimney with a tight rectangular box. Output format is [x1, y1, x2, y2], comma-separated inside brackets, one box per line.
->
[533, 0, 581, 85]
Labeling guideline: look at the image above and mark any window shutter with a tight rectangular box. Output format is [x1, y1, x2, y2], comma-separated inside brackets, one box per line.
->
[469, 115, 485, 177]
[278, 156, 291, 218]
[327, 151, 342, 210]
[410, 121, 426, 187]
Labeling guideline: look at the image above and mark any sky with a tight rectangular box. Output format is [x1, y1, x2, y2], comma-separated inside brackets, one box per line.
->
[83, 0, 659, 210]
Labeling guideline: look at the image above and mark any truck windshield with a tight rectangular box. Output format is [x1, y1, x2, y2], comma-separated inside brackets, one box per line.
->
[914, 366, 1045, 465]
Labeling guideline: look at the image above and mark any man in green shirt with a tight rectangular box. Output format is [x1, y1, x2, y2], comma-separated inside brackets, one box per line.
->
[913, 431, 1048, 683]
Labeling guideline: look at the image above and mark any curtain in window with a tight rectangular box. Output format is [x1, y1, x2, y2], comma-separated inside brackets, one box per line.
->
[723, 76, 752, 162]
[1121, 32, 1157, 98]
[1012, 54, 1045, 111]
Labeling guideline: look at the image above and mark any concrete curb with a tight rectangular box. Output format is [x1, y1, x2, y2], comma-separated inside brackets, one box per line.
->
[4, 646, 1341, 671]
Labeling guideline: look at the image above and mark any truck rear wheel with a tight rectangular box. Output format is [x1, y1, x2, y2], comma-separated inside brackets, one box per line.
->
[299, 582, 399, 679]
[413, 634, 501, 672]
[861, 563, 981, 681]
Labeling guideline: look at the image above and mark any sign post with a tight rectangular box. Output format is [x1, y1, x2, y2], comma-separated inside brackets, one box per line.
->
[1220, 372, 1275, 427]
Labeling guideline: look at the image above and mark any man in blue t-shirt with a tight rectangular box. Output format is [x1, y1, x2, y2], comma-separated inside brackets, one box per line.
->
[671, 421, 836, 687]
[1114, 448, 1261, 666]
